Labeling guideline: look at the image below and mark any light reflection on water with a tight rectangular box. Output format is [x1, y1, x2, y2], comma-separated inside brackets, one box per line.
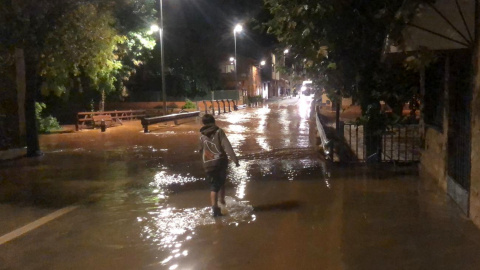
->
[139, 196, 254, 269]
[222, 112, 248, 124]
[152, 171, 198, 186]
[225, 133, 246, 153]
[226, 124, 246, 134]
[255, 137, 271, 151]
[35, 98, 330, 269]
[298, 95, 312, 119]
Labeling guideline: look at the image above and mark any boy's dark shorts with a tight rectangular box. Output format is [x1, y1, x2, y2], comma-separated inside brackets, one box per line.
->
[206, 167, 227, 192]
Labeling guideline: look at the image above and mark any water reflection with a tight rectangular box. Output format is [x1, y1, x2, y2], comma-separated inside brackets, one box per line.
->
[298, 95, 312, 119]
[224, 133, 245, 153]
[28, 97, 328, 269]
[152, 171, 199, 186]
[139, 196, 254, 269]
[226, 124, 246, 134]
[255, 137, 271, 151]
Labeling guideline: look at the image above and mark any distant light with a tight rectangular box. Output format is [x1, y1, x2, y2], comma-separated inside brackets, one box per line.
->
[234, 24, 243, 33]
[260, 60, 266, 66]
[229, 57, 235, 62]
[284, 49, 289, 54]
[150, 25, 160, 32]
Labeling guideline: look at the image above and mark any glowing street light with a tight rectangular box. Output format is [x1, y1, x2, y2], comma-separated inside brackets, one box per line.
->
[260, 60, 266, 66]
[234, 24, 243, 34]
[151, 0, 167, 115]
[234, 24, 243, 94]
[150, 24, 160, 32]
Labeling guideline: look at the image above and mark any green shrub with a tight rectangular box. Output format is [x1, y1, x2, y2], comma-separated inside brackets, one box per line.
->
[182, 99, 196, 109]
[35, 102, 61, 133]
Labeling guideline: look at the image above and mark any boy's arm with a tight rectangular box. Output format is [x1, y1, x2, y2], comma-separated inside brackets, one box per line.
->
[218, 129, 239, 165]
[198, 137, 203, 153]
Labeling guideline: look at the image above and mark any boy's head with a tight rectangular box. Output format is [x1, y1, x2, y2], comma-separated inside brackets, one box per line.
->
[202, 114, 215, 125]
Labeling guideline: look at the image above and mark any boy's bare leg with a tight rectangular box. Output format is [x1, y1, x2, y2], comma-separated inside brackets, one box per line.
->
[210, 191, 218, 207]
[219, 185, 226, 205]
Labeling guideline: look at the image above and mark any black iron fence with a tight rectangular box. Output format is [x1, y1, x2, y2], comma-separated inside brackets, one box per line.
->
[342, 123, 421, 163]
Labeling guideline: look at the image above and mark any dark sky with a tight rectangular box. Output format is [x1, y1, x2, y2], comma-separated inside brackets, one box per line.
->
[162, 0, 276, 60]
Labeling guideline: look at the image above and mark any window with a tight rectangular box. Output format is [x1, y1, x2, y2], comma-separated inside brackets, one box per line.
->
[222, 64, 234, 73]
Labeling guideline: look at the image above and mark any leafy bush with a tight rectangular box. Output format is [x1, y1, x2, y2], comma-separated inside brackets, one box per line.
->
[35, 102, 61, 133]
[182, 99, 196, 109]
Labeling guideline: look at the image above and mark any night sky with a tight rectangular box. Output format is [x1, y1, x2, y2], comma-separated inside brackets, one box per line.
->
[162, 0, 276, 60]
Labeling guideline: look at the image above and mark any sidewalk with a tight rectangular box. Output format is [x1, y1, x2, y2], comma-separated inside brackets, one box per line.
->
[0, 148, 26, 161]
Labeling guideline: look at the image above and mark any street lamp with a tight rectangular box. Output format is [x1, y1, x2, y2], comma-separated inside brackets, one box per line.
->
[260, 60, 266, 66]
[151, 0, 167, 115]
[234, 24, 243, 96]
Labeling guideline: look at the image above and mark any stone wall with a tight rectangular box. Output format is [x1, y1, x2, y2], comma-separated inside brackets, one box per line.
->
[470, 45, 480, 228]
[105, 100, 242, 115]
[419, 127, 447, 191]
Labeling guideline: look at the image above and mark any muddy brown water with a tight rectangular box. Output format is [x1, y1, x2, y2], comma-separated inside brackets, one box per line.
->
[1, 97, 480, 269]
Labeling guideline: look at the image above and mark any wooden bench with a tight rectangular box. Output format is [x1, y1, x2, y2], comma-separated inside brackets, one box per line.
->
[76, 110, 146, 131]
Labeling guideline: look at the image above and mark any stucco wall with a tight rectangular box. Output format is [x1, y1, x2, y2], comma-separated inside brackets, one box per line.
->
[420, 127, 447, 191]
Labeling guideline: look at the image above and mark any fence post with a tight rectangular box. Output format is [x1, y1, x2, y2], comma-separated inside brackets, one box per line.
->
[202, 100, 208, 115]
[216, 100, 221, 114]
[221, 100, 226, 113]
[75, 113, 79, 131]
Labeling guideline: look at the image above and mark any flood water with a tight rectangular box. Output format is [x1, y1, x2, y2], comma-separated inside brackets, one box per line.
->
[1, 96, 480, 269]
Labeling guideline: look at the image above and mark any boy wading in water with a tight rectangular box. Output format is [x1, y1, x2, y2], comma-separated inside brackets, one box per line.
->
[199, 114, 240, 217]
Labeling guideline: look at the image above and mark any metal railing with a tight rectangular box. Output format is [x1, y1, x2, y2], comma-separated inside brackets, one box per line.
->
[342, 123, 421, 163]
[315, 106, 332, 157]
[382, 125, 421, 162]
[343, 124, 366, 161]
[200, 99, 236, 115]
[141, 111, 200, 133]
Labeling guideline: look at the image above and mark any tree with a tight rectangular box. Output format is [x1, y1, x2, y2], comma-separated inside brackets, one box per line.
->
[0, 0, 157, 155]
[262, 0, 428, 158]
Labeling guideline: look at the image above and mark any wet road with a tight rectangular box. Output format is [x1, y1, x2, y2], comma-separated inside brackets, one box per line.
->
[1, 96, 480, 269]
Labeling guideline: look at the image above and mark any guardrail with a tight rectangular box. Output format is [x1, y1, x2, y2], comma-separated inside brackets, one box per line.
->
[76, 110, 145, 131]
[315, 105, 333, 158]
[141, 111, 200, 133]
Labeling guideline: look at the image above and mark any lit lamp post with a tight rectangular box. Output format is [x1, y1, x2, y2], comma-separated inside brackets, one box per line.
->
[151, 0, 166, 115]
[233, 24, 243, 100]
[283, 49, 289, 96]
[260, 60, 266, 98]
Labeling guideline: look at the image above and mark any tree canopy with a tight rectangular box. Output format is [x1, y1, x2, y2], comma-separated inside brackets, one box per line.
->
[263, 0, 424, 115]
